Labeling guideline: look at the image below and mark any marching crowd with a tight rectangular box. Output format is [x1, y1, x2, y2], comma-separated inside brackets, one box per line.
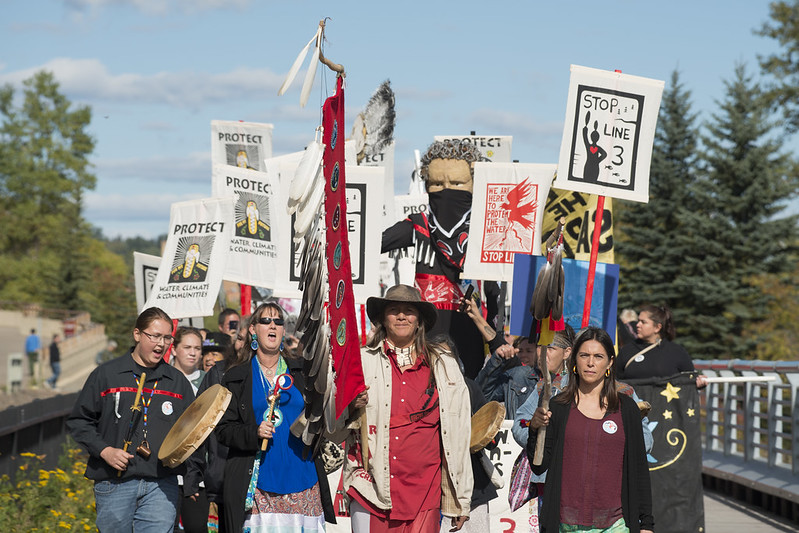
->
[65, 140, 704, 532]
[65, 286, 707, 533]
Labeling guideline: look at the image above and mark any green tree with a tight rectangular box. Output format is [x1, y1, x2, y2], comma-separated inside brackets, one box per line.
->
[0, 70, 138, 345]
[0, 71, 96, 309]
[758, 0, 799, 131]
[742, 258, 799, 360]
[617, 70, 726, 356]
[700, 63, 799, 358]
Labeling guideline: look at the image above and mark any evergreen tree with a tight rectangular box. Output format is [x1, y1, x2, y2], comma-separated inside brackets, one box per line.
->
[0, 71, 96, 309]
[700, 63, 799, 357]
[758, 0, 799, 132]
[617, 70, 722, 355]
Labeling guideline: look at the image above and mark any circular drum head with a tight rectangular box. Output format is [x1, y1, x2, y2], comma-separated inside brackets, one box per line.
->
[470, 401, 506, 453]
[158, 384, 232, 468]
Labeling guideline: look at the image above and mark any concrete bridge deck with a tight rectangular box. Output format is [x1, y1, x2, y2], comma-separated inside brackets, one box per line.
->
[704, 488, 797, 531]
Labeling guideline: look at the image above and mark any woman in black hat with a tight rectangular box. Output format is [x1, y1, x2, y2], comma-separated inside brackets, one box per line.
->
[343, 284, 473, 533]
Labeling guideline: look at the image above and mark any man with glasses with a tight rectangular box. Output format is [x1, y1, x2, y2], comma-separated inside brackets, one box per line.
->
[68, 307, 198, 532]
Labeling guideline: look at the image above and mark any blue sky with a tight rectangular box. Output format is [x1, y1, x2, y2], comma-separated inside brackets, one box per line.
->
[0, 0, 791, 238]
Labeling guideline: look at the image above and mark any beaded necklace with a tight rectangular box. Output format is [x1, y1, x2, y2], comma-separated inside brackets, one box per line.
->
[134, 374, 158, 458]
[255, 353, 287, 426]
[385, 340, 415, 367]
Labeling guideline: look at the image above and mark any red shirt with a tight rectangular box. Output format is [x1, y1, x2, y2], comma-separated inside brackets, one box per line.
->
[350, 350, 442, 520]
[560, 404, 625, 528]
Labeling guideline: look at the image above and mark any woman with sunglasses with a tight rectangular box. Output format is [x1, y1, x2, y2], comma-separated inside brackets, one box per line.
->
[215, 302, 336, 533]
[67, 307, 197, 532]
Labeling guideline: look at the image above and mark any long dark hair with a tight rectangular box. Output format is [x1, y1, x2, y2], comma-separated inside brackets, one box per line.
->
[555, 327, 620, 413]
[640, 304, 676, 341]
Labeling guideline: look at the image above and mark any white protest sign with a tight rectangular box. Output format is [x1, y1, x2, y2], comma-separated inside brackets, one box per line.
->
[358, 140, 396, 222]
[211, 164, 280, 287]
[434, 135, 513, 162]
[379, 193, 429, 289]
[211, 120, 273, 172]
[393, 193, 429, 221]
[262, 151, 305, 298]
[144, 197, 234, 318]
[133, 252, 161, 313]
[340, 166, 384, 303]
[269, 157, 384, 304]
[554, 65, 664, 203]
[463, 163, 555, 282]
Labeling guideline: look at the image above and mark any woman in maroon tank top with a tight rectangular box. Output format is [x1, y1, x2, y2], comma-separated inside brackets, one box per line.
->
[529, 327, 654, 533]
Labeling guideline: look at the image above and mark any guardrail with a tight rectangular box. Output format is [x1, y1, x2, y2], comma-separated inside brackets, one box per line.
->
[696, 359, 799, 473]
[695, 359, 799, 521]
[0, 393, 78, 479]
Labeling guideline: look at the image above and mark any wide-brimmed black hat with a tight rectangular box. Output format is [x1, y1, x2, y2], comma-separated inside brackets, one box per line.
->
[366, 284, 437, 330]
[203, 332, 231, 354]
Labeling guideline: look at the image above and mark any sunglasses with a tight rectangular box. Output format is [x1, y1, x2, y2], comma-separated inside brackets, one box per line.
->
[257, 317, 284, 326]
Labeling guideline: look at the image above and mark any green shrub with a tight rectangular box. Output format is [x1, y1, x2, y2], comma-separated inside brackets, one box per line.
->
[0, 447, 96, 532]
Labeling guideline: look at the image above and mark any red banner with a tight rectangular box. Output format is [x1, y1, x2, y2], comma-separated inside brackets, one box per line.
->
[324, 77, 366, 418]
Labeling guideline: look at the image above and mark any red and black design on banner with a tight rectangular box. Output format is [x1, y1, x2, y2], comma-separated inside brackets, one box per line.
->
[324, 77, 366, 418]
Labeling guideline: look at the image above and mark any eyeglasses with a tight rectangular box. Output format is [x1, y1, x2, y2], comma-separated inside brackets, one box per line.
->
[141, 331, 175, 345]
[228, 320, 239, 330]
[257, 317, 284, 326]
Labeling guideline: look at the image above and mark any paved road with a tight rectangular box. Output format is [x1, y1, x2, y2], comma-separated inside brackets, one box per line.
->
[704, 489, 797, 532]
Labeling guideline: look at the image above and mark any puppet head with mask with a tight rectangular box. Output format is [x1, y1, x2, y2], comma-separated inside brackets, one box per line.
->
[419, 139, 484, 271]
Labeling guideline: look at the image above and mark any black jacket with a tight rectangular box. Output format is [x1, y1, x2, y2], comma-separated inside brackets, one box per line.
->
[529, 394, 654, 532]
[183, 362, 227, 500]
[67, 352, 196, 481]
[215, 357, 335, 533]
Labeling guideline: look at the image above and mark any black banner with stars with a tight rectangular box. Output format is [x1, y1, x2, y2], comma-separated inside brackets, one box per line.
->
[626, 372, 705, 533]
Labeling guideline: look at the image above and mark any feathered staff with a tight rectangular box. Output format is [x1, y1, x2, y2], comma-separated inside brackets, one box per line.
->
[281, 21, 368, 467]
[530, 218, 565, 465]
[278, 20, 345, 107]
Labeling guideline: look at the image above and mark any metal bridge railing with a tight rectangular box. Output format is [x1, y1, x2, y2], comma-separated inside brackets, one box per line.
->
[695, 359, 799, 476]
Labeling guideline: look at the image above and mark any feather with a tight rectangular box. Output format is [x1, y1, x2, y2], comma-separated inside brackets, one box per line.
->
[324, 379, 337, 434]
[324, 372, 336, 433]
[299, 31, 321, 108]
[288, 140, 324, 213]
[351, 80, 396, 163]
[278, 27, 321, 97]
[293, 177, 324, 237]
[310, 340, 328, 381]
[362, 81, 395, 153]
